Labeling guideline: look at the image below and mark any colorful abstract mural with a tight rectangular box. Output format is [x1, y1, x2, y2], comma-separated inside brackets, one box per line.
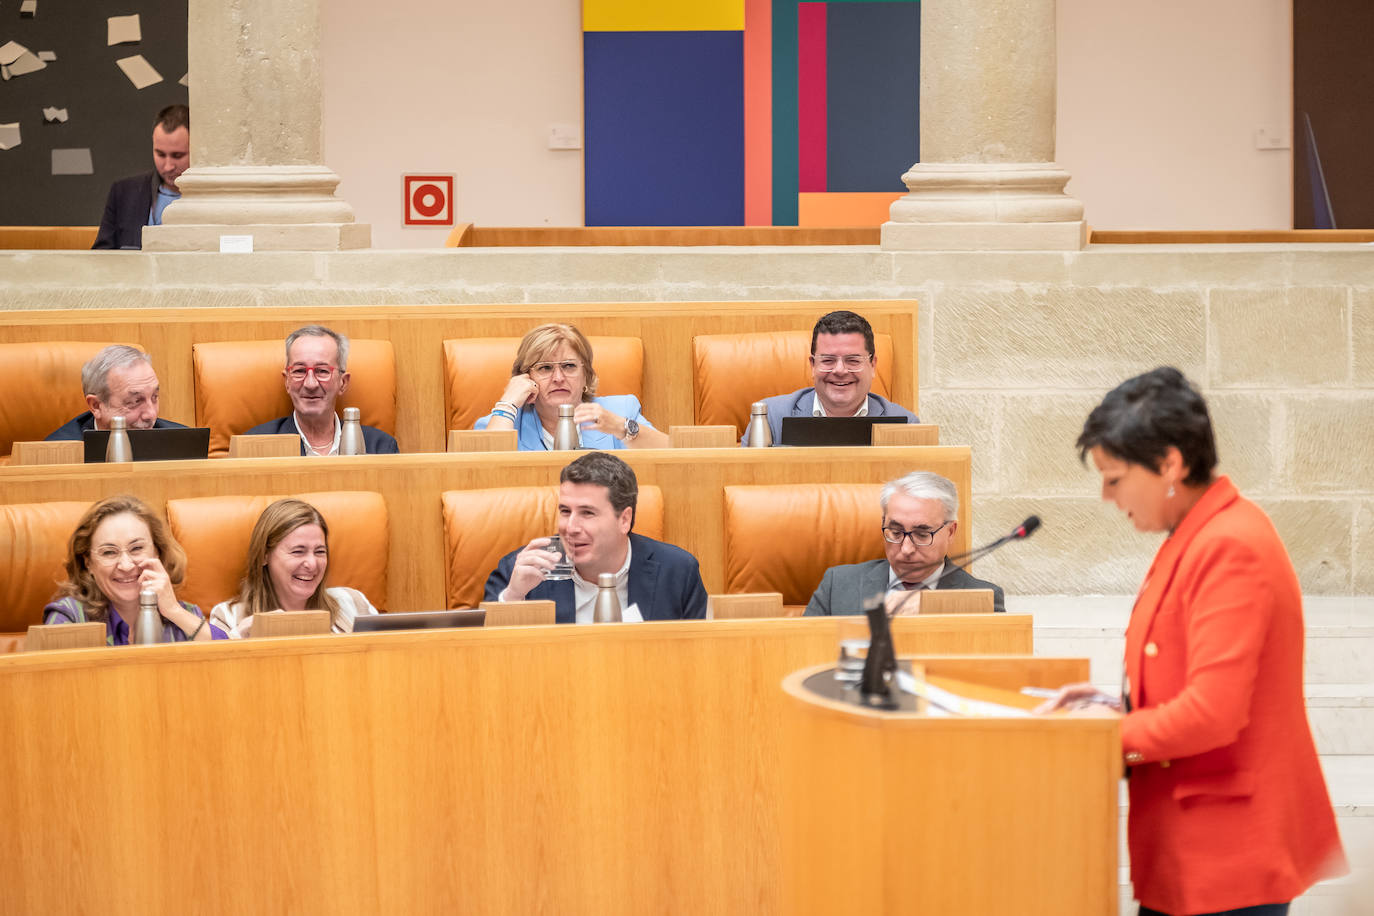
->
[583, 0, 920, 227]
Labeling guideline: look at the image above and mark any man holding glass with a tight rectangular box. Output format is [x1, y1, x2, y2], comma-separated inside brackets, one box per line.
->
[245, 325, 399, 456]
[804, 471, 1005, 615]
[483, 452, 708, 624]
[750, 310, 918, 443]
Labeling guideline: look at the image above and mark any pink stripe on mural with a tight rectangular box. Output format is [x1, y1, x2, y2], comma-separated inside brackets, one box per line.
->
[796, 2, 827, 193]
[744, 0, 773, 226]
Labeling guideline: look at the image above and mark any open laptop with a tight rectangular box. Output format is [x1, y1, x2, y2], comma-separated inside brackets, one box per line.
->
[352, 610, 486, 633]
[779, 415, 906, 447]
[83, 427, 212, 463]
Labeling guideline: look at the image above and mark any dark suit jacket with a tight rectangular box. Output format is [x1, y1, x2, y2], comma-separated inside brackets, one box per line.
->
[245, 414, 399, 455]
[93, 171, 159, 250]
[803, 557, 1005, 615]
[45, 410, 187, 441]
[754, 387, 919, 444]
[484, 531, 708, 624]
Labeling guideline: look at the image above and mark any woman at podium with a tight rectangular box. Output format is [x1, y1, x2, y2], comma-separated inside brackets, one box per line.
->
[1041, 367, 1345, 916]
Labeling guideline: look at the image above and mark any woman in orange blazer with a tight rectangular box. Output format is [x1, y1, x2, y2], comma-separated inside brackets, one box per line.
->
[1041, 367, 1346, 916]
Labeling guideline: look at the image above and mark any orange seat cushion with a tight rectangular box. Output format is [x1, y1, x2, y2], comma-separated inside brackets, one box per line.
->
[193, 339, 398, 458]
[723, 484, 885, 606]
[441, 485, 664, 610]
[0, 341, 126, 456]
[692, 331, 894, 434]
[443, 336, 645, 433]
[166, 491, 390, 612]
[0, 501, 92, 631]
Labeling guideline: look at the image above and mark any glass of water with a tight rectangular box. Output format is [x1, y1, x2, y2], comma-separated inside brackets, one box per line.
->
[544, 534, 574, 580]
[834, 618, 870, 686]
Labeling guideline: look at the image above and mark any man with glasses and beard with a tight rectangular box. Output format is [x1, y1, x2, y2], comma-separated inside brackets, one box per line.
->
[804, 471, 1005, 615]
[245, 325, 399, 456]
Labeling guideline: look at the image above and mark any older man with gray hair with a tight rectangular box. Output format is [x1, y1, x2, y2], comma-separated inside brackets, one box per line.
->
[804, 470, 1005, 615]
[45, 344, 187, 440]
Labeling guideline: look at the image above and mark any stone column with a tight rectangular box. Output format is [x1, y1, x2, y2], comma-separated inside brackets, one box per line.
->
[143, 0, 370, 251]
[882, 0, 1084, 251]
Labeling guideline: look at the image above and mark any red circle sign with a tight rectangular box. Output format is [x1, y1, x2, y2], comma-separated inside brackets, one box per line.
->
[411, 183, 445, 218]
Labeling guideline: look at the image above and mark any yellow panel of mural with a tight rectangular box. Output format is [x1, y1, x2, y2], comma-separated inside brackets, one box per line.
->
[583, 0, 744, 32]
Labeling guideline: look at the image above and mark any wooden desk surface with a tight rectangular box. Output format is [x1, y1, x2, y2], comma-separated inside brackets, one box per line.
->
[0, 617, 1055, 915]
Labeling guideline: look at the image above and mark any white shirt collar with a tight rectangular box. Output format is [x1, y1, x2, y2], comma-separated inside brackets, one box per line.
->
[887, 559, 945, 591]
[812, 394, 869, 418]
[572, 541, 634, 624]
[295, 411, 341, 456]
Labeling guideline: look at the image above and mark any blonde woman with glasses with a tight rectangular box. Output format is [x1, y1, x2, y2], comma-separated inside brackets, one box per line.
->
[475, 323, 668, 450]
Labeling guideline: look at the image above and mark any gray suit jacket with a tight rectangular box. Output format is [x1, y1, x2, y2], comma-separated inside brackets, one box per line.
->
[804, 557, 1005, 615]
[755, 387, 918, 444]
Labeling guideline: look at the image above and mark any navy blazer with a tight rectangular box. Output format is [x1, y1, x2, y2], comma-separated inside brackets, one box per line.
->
[752, 387, 919, 444]
[93, 171, 159, 250]
[244, 414, 399, 455]
[484, 531, 708, 624]
[45, 410, 187, 441]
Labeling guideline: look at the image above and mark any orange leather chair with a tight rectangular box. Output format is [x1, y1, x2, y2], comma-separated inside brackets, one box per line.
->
[192, 339, 398, 458]
[441, 485, 664, 610]
[723, 484, 885, 613]
[0, 500, 92, 652]
[692, 331, 896, 434]
[0, 341, 125, 458]
[165, 491, 390, 613]
[443, 336, 645, 434]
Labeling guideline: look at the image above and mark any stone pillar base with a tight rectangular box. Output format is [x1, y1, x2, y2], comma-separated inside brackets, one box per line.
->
[144, 165, 371, 251]
[143, 222, 371, 251]
[882, 162, 1085, 251]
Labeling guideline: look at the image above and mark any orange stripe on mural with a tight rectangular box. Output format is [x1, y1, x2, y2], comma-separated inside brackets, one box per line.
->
[743, 0, 772, 226]
[797, 191, 905, 227]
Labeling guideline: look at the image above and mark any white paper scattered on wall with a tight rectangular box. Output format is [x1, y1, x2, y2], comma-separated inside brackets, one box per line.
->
[51, 148, 94, 175]
[178, 73, 188, 87]
[107, 14, 142, 46]
[116, 54, 161, 89]
[42, 106, 69, 123]
[0, 123, 20, 151]
[38, 50, 57, 62]
[7, 50, 46, 76]
[20, 0, 37, 16]
[0, 41, 28, 65]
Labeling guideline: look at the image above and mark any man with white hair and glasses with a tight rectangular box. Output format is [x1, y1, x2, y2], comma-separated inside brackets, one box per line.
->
[804, 471, 1005, 615]
[45, 344, 188, 440]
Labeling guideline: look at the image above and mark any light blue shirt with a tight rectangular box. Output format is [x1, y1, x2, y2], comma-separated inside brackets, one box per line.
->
[150, 184, 180, 226]
[475, 394, 654, 451]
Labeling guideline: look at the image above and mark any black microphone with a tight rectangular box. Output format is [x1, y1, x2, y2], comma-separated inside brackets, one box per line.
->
[886, 515, 1043, 602]
[1013, 515, 1041, 540]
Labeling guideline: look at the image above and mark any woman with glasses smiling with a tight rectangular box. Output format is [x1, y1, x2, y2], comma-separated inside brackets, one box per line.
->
[475, 323, 669, 451]
[43, 495, 227, 644]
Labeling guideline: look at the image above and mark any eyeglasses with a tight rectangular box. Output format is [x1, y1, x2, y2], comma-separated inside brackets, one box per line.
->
[880, 519, 951, 546]
[813, 355, 872, 373]
[89, 542, 152, 567]
[287, 364, 338, 383]
[528, 360, 583, 379]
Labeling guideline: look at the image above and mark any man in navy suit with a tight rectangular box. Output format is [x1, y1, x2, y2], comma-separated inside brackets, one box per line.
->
[45, 344, 188, 440]
[484, 452, 708, 624]
[245, 325, 399, 456]
[92, 105, 190, 250]
[749, 309, 919, 444]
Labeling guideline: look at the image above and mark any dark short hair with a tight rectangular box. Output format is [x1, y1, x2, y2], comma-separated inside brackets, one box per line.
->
[810, 310, 875, 358]
[1076, 367, 1217, 486]
[154, 104, 189, 133]
[560, 452, 638, 527]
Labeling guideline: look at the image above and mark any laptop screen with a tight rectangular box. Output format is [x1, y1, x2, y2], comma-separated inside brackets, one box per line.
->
[779, 416, 906, 447]
[83, 427, 212, 462]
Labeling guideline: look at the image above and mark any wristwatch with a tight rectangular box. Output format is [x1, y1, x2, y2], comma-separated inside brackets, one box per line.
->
[622, 418, 640, 441]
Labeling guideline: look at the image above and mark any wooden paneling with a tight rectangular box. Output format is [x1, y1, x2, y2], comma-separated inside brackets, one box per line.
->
[0, 302, 918, 454]
[0, 621, 1062, 914]
[0, 446, 972, 613]
[1090, 229, 1374, 243]
[0, 226, 98, 249]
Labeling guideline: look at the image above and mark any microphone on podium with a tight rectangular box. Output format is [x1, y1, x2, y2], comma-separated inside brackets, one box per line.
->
[858, 516, 1044, 708]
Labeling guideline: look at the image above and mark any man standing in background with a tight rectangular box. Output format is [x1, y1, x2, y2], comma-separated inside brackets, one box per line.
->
[92, 105, 189, 250]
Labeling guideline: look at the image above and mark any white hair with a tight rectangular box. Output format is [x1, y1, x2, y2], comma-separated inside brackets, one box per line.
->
[879, 471, 958, 522]
[81, 345, 152, 401]
[285, 325, 349, 371]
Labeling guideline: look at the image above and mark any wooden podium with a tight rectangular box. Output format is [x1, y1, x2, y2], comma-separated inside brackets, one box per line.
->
[780, 661, 1121, 916]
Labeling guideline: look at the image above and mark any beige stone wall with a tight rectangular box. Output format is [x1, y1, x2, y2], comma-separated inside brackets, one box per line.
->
[1, 243, 1369, 596]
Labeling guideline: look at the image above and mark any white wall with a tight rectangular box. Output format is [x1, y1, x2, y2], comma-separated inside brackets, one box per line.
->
[321, 0, 586, 249]
[1056, 0, 1292, 230]
[320, 0, 1294, 246]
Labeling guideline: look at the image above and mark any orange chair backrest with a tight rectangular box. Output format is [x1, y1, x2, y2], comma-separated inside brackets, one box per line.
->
[692, 331, 895, 434]
[443, 336, 645, 433]
[441, 484, 664, 610]
[0, 341, 125, 456]
[723, 484, 885, 607]
[192, 339, 398, 458]
[0, 501, 92, 632]
[165, 491, 390, 612]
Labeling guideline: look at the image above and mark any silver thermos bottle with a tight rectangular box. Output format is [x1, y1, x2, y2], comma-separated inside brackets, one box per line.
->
[593, 573, 622, 623]
[553, 404, 578, 450]
[133, 588, 161, 645]
[743, 401, 772, 448]
[339, 407, 365, 456]
[106, 415, 132, 462]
